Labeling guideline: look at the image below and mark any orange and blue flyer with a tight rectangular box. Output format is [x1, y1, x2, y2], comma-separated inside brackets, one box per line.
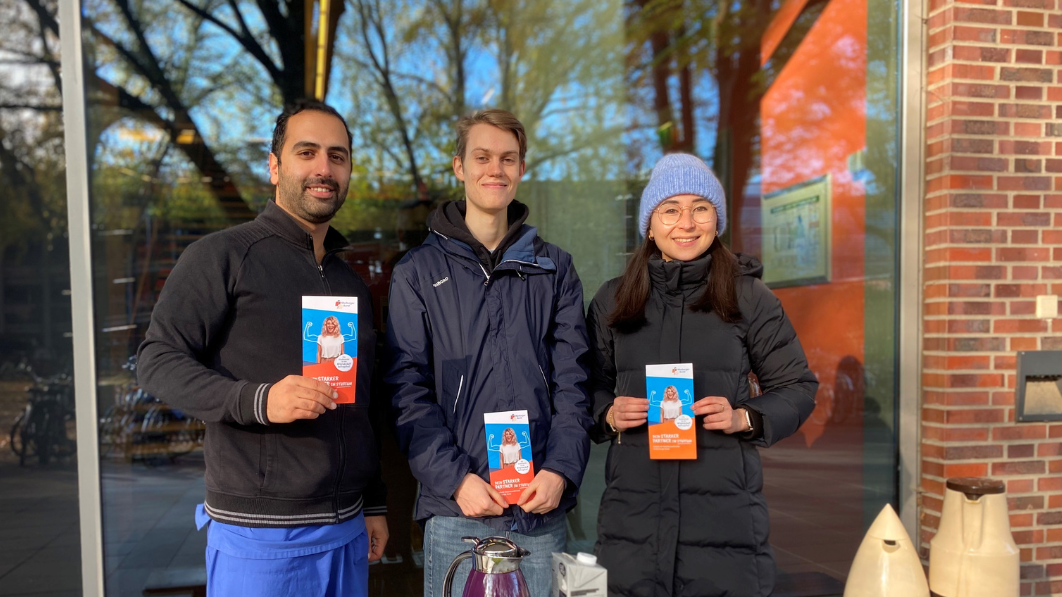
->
[647, 363, 697, 460]
[302, 296, 358, 404]
[484, 410, 534, 505]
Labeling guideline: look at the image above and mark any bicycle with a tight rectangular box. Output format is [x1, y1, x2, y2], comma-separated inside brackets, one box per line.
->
[97, 356, 205, 463]
[9, 364, 75, 466]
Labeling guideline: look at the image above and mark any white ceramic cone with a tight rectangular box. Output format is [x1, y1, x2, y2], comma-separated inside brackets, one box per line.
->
[844, 504, 929, 597]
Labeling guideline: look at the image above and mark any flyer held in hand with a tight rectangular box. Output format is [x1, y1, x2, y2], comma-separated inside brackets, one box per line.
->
[647, 363, 697, 459]
[301, 296, 358, 404]
[484, 410, 535, 504]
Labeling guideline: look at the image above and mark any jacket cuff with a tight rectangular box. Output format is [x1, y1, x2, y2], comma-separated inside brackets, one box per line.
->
[362, 503, 388, 516]
[442, 461, 473, 501]
[239, 382, 272, 426]
[362, 476, 387, 516]
[589, 399, 618, 444]
[739, 406, 765, 441]
[541, 467, 575, 492]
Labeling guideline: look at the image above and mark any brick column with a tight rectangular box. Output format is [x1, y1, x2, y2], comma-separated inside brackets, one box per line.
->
[923, 0, 1062, 593]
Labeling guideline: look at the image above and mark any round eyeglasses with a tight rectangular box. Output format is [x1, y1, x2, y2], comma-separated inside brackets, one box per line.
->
[654, 204, 716, 226]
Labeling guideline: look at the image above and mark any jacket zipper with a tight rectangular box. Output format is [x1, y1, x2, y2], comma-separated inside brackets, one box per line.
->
[453, 374, 464, 414]
[333, 410, 345, 520]
[314, 250, 342, 520]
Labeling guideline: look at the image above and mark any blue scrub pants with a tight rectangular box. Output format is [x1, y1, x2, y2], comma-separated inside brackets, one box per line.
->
[196, 505, 368, 597]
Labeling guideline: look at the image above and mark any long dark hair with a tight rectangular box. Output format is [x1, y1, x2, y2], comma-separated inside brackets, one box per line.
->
[607, 236, 741, 329]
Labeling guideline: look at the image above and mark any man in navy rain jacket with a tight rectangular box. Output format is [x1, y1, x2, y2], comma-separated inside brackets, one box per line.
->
[384, 109, 592, 597]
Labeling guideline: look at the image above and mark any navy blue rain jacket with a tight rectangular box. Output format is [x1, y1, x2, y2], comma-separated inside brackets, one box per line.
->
[384, 225, 592, 534]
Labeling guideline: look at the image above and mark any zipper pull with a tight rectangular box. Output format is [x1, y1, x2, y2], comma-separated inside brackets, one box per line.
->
[618, 431, 622, 445]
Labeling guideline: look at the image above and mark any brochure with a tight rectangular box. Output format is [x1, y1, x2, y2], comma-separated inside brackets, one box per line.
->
[302, 296, 358, 404]
[647, 363, 697, 459]
[484, 410, 535, 504]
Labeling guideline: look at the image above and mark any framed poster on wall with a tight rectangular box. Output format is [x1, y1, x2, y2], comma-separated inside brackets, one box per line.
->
[761, 174, 832, 288]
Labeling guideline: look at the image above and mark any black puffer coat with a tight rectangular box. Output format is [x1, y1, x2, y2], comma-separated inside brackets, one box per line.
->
[587, 252, 818, 597]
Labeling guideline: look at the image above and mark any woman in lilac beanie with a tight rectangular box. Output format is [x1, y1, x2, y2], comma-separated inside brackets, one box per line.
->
[585, 153, 818, 596]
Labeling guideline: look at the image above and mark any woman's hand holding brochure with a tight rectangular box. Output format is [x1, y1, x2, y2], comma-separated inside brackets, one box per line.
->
[609, 396, 650, 432]
[692, 396, 748, 434]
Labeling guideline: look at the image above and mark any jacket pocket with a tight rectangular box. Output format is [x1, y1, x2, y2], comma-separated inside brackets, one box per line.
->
[453, 374, 465, 414]
[268, 418, 339, 499]
[259, 432, 278, 492]
[440, 360, 466, 422]
[341, 409, 379, 494]
[538, 365, 551, 400]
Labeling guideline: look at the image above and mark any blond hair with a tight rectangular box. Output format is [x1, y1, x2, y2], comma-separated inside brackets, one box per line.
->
[454, 109, 527, 162]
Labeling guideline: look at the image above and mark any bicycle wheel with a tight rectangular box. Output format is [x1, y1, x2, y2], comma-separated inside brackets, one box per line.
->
[13, 409, 40, 466]
[10, 414, 25, 458]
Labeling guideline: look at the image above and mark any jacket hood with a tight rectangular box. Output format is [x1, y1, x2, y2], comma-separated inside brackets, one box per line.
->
[736, 253, 764, 279]
[648, 253, 711, 295]
[428, 200, 530, 272]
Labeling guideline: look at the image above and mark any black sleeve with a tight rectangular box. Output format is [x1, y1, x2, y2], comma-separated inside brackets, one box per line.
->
[586, 283, 619, 444]
[739, 277, 819, 447]
[136, 238, 270, 426]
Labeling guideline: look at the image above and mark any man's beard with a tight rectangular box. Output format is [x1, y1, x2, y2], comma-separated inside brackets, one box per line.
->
[277, 171, 348, 224]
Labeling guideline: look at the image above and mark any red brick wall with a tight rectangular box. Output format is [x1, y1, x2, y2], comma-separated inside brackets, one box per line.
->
[923, 0, 1062, 593]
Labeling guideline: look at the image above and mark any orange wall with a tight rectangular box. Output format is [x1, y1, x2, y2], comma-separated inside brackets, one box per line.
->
[758, 0, 867, 447]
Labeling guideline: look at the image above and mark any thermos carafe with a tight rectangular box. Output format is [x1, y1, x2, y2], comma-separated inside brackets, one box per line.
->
[929, 477, 1019, 597]
[443, 536, 531, 597]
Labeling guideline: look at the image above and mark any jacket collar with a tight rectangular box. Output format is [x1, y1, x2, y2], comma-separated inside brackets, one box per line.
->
[258, 200, 350, 253]
[648, 252, 711, 295]
[428, 225, 556, 273]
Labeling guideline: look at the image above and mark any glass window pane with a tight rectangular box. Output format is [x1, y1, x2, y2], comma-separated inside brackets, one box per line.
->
[77, 0, 901, 594]
[0, 2, 81, 595]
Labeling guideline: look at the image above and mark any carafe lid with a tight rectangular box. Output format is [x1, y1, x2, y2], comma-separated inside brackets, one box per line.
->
[461, 536, 530, 574]
[947, 477, 1005, 498]
[472, 536, 523, 558]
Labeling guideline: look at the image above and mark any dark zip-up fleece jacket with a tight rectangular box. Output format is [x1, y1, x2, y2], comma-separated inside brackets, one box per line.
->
[588, 252, 817, 597]
[137, 200, 386, 527]
[383, 201, 593, 534]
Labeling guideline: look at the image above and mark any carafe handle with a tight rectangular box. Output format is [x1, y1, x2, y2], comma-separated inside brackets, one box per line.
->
[443, 550, 473, 597]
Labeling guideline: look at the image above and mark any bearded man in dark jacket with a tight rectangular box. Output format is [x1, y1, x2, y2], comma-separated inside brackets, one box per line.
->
[137, 101, 388, 596]
[383, 109, 593, 597]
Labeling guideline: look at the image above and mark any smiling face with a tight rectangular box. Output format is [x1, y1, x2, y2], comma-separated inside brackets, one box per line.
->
[270, 110, 352, 225]
[649, 194, 718, 262]
[663, 386, 679, 403]
[502, 428, 517, 445]
[453, 123, 525, 217]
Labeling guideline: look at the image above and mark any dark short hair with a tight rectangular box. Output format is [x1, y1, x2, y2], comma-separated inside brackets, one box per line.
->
[271, 99, 352, 160]
[454, 109, 526, 162]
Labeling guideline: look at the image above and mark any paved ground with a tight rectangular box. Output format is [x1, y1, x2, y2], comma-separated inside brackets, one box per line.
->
[0, 422, 865, 597]
[0, 461, 82, 597]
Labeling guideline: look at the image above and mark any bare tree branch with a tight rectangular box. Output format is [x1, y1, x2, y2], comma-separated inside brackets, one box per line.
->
[174, 0, 283, 84]
[0, 104, 63, 111]
[86, 4, 255, 222]
[354, 0, 425, 197]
